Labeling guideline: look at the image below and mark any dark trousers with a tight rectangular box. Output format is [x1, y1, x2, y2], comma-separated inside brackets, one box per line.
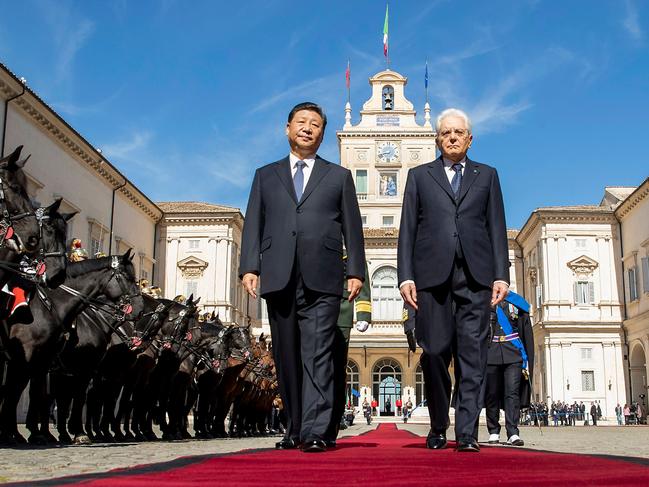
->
[485, 363, 522, 438]
[416, 257, 491, 441]
[266, 268, 340, 443]
[327, 326, 351, 441]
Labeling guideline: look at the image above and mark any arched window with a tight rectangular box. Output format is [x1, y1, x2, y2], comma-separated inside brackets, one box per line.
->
[346, 360, 360, 407]
[372, 358, 402, 416]
[372, 266, 401, 321]
[382, 85, 394, 110]
[415, 362, 425, 407]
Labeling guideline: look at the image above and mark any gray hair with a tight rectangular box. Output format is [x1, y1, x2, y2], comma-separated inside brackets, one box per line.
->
[436, 108, 472, 134]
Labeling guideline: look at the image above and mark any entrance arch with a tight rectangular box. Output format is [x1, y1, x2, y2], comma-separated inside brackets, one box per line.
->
[630, 342, 647, 407]
[372, 358, 402, 416]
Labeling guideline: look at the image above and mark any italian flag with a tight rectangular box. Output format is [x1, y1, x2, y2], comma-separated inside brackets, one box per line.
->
[383, 4, 389, 57]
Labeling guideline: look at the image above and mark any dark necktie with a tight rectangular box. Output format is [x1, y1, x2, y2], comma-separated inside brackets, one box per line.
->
[451, 163, 463, 197]
[293, 160, 305, 200]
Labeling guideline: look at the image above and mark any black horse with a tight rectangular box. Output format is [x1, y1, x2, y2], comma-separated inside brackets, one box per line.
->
[0, 251, 142, 445]
[0, 146, 42, 275]
[130, 297, 200, 441]
[84, 294, 173, 442]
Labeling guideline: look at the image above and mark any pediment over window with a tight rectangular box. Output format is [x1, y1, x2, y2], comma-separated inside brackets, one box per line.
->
[177, 255, 208, 278]
[567, 255, 599, 277]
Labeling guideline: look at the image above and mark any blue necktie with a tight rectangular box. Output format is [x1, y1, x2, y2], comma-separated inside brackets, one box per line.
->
[293, 160, 305, 201]
[451, 163, 462, 197]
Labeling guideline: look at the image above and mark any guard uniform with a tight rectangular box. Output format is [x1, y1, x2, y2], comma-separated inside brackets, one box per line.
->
[485, 291, 534, 443]
[327, 256, 371, 443]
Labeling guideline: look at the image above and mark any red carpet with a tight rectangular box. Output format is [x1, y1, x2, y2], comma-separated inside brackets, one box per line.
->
[31, 424, 649, 486]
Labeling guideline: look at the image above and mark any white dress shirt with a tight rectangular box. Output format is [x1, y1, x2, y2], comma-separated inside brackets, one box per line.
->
[289, 153, 315, 193]
[398, 156, 508, 290]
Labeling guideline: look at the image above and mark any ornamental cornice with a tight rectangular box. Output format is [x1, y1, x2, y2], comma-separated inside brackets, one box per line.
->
[517, 209, 616, 246]
[614, 178, 649, 219]
[363, 228, 399, 238]
[337, 131, 436, 139]
[0, 75, 162, 222]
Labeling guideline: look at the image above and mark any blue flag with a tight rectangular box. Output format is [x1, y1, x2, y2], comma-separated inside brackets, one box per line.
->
[351, 388, 360, 398]
[425, 61, 429, 89]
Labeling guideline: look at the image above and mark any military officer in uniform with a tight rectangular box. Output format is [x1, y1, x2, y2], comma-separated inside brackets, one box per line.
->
[485, 290, 534, 446]
[326, 256, 371, 447]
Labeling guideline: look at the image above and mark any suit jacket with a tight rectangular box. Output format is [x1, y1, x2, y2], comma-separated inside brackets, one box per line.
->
[397, 156, 509, 289]
[239, 156, 365, 297]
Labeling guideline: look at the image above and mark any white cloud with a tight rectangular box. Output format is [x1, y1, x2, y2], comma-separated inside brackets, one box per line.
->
[623, 0, 644, 41]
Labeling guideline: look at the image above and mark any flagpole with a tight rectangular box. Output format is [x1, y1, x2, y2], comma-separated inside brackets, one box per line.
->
[346, 60, 351, 105]
[383, 3, 389, 69]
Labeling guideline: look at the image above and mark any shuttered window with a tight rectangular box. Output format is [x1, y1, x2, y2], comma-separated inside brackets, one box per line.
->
[574, 281, 594, 305]
[641, 257, 649, 294]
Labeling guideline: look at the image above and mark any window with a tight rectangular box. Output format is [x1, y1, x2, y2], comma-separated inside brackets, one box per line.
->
[371, 267, 401, 320]
[382, 215, 394, 227]
[574, 281, 594, 305]
[346, 360, 360, 407]
[189, 239, 200, 249]
[581, 371, 595, 391]
[628, 267, 639, 302]
[90, 237, 103, 257]
[361, 215, 367, 227]
[355, 170, 368, 194]
[382, 85, 394, 110]
[581, 348, 592, 360]
[415, 363, 425, 406]
[642, 257, 649, 294]
[185, 280, 198, 299]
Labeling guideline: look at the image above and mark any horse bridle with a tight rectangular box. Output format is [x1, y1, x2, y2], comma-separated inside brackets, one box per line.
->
[58, 256, 139, 322]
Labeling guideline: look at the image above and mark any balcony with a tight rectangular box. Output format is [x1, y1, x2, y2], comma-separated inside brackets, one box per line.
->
[357, 193, 368, 201]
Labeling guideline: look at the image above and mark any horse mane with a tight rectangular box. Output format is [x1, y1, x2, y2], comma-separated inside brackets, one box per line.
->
[66, 256, 121, 278]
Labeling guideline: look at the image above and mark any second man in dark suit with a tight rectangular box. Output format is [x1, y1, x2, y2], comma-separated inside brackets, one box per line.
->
[398, 108, 509, 452]
[239, 102, 365, 453]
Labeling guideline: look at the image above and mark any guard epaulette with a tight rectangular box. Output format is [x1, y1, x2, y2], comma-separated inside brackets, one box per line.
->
[504, 291, 530, 313]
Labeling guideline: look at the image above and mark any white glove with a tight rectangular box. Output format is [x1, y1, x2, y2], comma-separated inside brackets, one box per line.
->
[355, 320, 369, 332]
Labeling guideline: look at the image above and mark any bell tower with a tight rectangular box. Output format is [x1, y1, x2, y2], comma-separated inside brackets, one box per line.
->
[337, 69, 437, 409]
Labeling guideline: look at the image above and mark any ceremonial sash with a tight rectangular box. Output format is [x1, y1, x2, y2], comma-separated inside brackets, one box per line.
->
[495, 305, 528, 369]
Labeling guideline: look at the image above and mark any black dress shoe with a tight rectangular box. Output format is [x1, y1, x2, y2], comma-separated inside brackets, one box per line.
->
[275, 438, 299, 449]
[425, 434, 447, 450]
[456, 438, 480, 452]
[325, 439, 336, 448]
[301, 439, 327, 453]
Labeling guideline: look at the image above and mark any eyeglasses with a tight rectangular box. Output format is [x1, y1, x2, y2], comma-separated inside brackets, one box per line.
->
[438, 129, 469, 139]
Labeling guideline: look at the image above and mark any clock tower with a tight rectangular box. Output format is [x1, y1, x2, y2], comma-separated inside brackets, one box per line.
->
[336, 69, 437, 411]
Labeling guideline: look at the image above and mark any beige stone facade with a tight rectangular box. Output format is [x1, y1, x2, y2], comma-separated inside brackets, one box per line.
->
[0, 63, 161, 280]
[155, 202, 256, 326]
[615, 179, 649, 410]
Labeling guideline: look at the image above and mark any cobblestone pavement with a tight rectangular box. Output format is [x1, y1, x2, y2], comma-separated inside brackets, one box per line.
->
[1, 422, 647, 484]
[0, 423, 376, 484]
[400, 423, 649, 459]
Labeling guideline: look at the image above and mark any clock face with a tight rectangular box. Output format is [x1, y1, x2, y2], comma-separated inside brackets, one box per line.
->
[377, 141, 400, 163]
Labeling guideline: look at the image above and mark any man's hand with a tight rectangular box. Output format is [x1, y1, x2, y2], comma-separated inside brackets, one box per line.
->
[400, 282, 418, 310]
[491, 281, 509, 306]
[242, 273, 258, 299]
[348, 278, 362, 302]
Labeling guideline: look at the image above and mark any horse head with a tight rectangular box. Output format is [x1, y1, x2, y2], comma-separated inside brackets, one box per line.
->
[98, 249, 144, 319]
[35, 198, 76, 288]
[0, 146, 40, 253]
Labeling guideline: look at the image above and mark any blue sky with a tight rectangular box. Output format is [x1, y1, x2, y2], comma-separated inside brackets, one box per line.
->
[0, 0, 647, 228]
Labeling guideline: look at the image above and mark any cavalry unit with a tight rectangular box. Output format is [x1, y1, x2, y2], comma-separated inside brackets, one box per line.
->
[0, 146, 278, 447]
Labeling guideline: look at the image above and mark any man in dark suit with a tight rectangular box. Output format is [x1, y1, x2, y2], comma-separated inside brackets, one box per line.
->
[239, 102, 365, 453]
[398, 108, 509, 452]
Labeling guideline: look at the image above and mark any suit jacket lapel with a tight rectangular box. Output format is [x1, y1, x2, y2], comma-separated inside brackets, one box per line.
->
[273, 156, 298, 204]
[427, 157, 455, 203]
[457, 158, 480, 204]
[298, 156, 331, 206]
